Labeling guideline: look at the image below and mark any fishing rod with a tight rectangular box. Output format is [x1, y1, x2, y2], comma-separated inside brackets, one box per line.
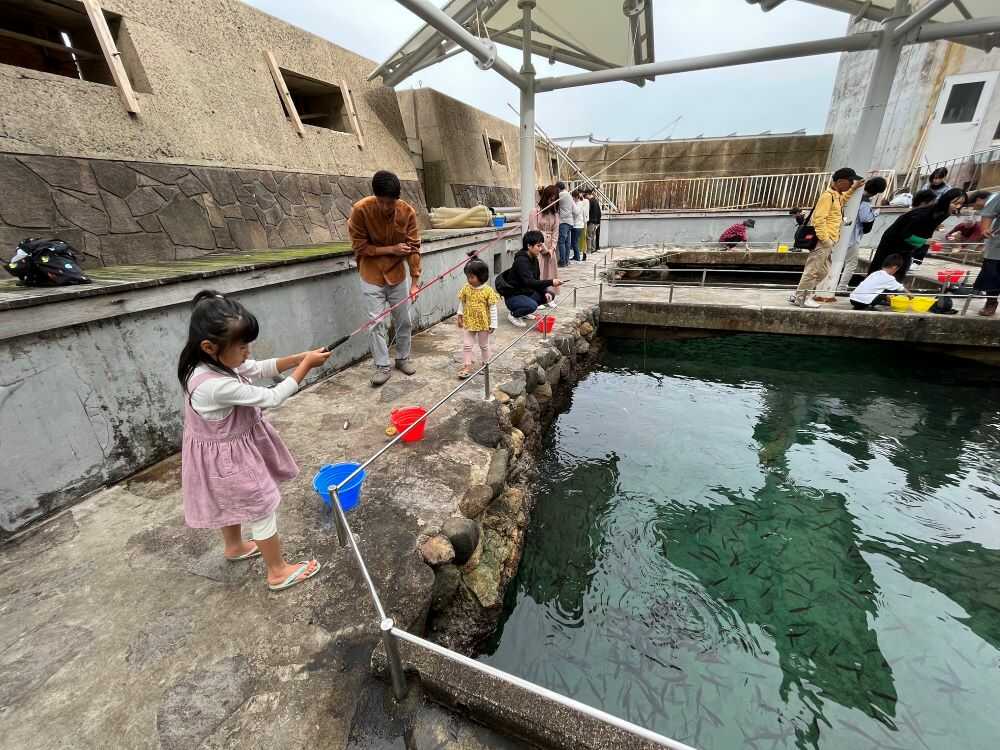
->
[323, 193, 572, 353]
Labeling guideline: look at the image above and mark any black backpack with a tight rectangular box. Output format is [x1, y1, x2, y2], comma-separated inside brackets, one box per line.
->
[5, 238, 91, 287]
[793, 205, 819, 250]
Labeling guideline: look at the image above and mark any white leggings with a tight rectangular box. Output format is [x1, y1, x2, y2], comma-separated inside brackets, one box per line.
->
[462, 329, 491, 367]
[249, 512, 277, 541]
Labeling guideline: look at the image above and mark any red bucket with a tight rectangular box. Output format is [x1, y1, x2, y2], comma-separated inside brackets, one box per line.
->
[535, 315, 556, 333]
[930, 241, 942, 253]
[391, 407, 427, 442]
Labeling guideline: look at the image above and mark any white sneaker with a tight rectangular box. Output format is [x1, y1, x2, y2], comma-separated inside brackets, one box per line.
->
[803, 298, 821, 308]
[507, 312, 527, 328]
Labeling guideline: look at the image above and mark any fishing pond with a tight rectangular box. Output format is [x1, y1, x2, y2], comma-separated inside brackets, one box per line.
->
[480, 334, 1000, 749]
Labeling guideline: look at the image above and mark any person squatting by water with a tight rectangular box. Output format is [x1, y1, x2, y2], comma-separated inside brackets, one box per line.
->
[177, 291, 331, 591]
[719, 219, 755, 249]
[348, 170, 421, 388]
[496, 230, 564, 327]
[456, 258, 500, 379]
[849, 254, 908, 311]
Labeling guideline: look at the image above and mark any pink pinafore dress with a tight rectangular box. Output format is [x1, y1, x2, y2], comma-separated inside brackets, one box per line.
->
[181, 371, 299, 529]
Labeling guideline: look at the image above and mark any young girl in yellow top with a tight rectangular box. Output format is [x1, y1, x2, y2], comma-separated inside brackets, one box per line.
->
[457, 258, 500, 379]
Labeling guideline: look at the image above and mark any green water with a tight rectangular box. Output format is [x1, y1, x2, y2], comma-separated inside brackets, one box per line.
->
[480, 335, 1000, 750]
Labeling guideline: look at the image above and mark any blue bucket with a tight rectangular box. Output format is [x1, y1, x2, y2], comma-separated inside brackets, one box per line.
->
[493, 216, 506, 228]
[312, 462, 366, 512]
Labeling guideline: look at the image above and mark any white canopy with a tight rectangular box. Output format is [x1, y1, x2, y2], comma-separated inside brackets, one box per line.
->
[370, 0, 656, 86]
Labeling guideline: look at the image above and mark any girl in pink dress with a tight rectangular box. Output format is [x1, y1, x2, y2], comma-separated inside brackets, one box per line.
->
[178, 290, 332, 591]
[528, 184, 561, 302]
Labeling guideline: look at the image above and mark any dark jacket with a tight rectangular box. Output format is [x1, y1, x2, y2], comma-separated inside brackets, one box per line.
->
[588, 196, 602, 224]
[497, 249, 553, 298]
[869, 188, 965, 281]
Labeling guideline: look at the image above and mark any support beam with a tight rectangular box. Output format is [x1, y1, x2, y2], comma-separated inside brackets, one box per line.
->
[535, 31, 881, 92]
[893, 0, 957, 38]
[820, 1, 907, 299]
[80, 0, 139, 114]
[913, 15, 1000, 44]
[518, 1, 536, 230]
[391, 0, 526, 89]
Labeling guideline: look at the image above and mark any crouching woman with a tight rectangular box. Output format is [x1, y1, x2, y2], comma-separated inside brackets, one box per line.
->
[495, 230, 563, 327]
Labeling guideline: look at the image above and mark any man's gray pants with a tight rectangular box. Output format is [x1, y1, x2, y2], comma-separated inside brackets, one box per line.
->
[362, 278, 412, 368]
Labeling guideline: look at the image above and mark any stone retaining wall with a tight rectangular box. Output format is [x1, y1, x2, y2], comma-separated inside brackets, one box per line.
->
[414, 305, 601, 653]
[0, 153, 427, 266]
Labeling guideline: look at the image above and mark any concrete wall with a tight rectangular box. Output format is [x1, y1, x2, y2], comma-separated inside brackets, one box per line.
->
[563, 134, 834, 182]
[0, 0, 424, 264]
[398, 88, 557, 209]
[601, 208, 918, 250]
[0, 228, 520, 535]
[826, 15, 1000, 174]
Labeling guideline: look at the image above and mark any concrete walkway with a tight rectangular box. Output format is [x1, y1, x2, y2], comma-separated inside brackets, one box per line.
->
[0, 255, 601, 750]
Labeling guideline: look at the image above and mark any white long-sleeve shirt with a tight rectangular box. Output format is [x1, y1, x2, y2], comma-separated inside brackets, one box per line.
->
[850, 269, 905, 305]
[572, 199, 588, 229]
[189, 358, 298, 420]
[457, 300, 499, 329]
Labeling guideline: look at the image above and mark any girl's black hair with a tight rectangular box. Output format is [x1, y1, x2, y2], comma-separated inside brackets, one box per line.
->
[464, 258, 490, 283]
[930, 167, 949, 181]
[177, 290, 260, 392]
[522, 230, 544, 250]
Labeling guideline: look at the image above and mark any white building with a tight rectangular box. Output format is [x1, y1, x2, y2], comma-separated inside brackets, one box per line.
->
[826, 14, 1000, 189]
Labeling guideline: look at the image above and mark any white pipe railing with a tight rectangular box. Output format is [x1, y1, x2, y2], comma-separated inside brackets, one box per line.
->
[569, 170, 896, 213]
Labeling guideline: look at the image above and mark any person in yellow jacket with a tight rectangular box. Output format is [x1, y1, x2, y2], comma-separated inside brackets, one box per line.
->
[791, 167, 865, 307]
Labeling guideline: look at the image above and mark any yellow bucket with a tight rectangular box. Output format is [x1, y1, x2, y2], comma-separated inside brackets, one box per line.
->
[889, 295, 911, 313]
[911, 296, 935, 313]
[777, 244, 789, 253]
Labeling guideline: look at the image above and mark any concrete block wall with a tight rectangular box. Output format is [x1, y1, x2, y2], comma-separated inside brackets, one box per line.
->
[398, 88, 557, 210]
[0, 229, 519, 535]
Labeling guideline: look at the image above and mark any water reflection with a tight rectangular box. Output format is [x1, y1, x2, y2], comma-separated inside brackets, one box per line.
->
[483, 336, 1000, 749]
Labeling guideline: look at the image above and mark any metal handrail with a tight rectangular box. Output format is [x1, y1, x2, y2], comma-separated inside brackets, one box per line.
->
[321, 286, 687, 748]
[390, 627, 697, 750]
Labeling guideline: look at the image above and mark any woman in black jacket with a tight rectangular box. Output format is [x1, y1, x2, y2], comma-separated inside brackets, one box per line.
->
[496, 230, 563, 327]
[868, 188, 966, 282]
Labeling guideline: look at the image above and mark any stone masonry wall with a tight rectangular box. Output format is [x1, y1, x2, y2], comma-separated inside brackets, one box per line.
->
[450, 184, 518, 209]
[414, 305, 601, 653]
[0, 153, 426, 265]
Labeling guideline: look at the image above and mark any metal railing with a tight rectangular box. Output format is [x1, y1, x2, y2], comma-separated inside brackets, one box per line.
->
[322, 287, 690, 749]
[572, 170, 896, 213]
[899, 145, 1000, 196]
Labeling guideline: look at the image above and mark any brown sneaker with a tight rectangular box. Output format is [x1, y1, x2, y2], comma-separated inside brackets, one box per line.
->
[370, 366, 392, 387]
[395, 358, 416, 376]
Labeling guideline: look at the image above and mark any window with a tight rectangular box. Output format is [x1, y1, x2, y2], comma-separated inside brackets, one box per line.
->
[993, 119, 1000, 141]
[487, 136, 507, 166]
[551, 158, 559, 179]
[493, 253, 501, 276]
[0, 0, 148, 92]
[941, 81, 985, 124]
[279, 69, 351, 133]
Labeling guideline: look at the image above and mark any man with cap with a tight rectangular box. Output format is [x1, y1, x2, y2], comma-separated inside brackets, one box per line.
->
[791, 167, 865, 308]
[719, 219, 755, 249]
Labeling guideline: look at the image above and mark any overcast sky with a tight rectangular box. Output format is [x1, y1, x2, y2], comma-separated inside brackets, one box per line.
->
[244, 0, 850, 141]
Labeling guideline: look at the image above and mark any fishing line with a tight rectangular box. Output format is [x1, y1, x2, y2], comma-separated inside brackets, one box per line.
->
[323, 194, 565, 353]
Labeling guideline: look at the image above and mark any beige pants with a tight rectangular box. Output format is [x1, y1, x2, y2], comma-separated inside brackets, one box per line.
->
[794, 239, 834, 302]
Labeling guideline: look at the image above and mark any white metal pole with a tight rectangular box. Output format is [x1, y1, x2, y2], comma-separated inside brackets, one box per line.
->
[820, 5, 907, 299]
[518, 1, 536, 229]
